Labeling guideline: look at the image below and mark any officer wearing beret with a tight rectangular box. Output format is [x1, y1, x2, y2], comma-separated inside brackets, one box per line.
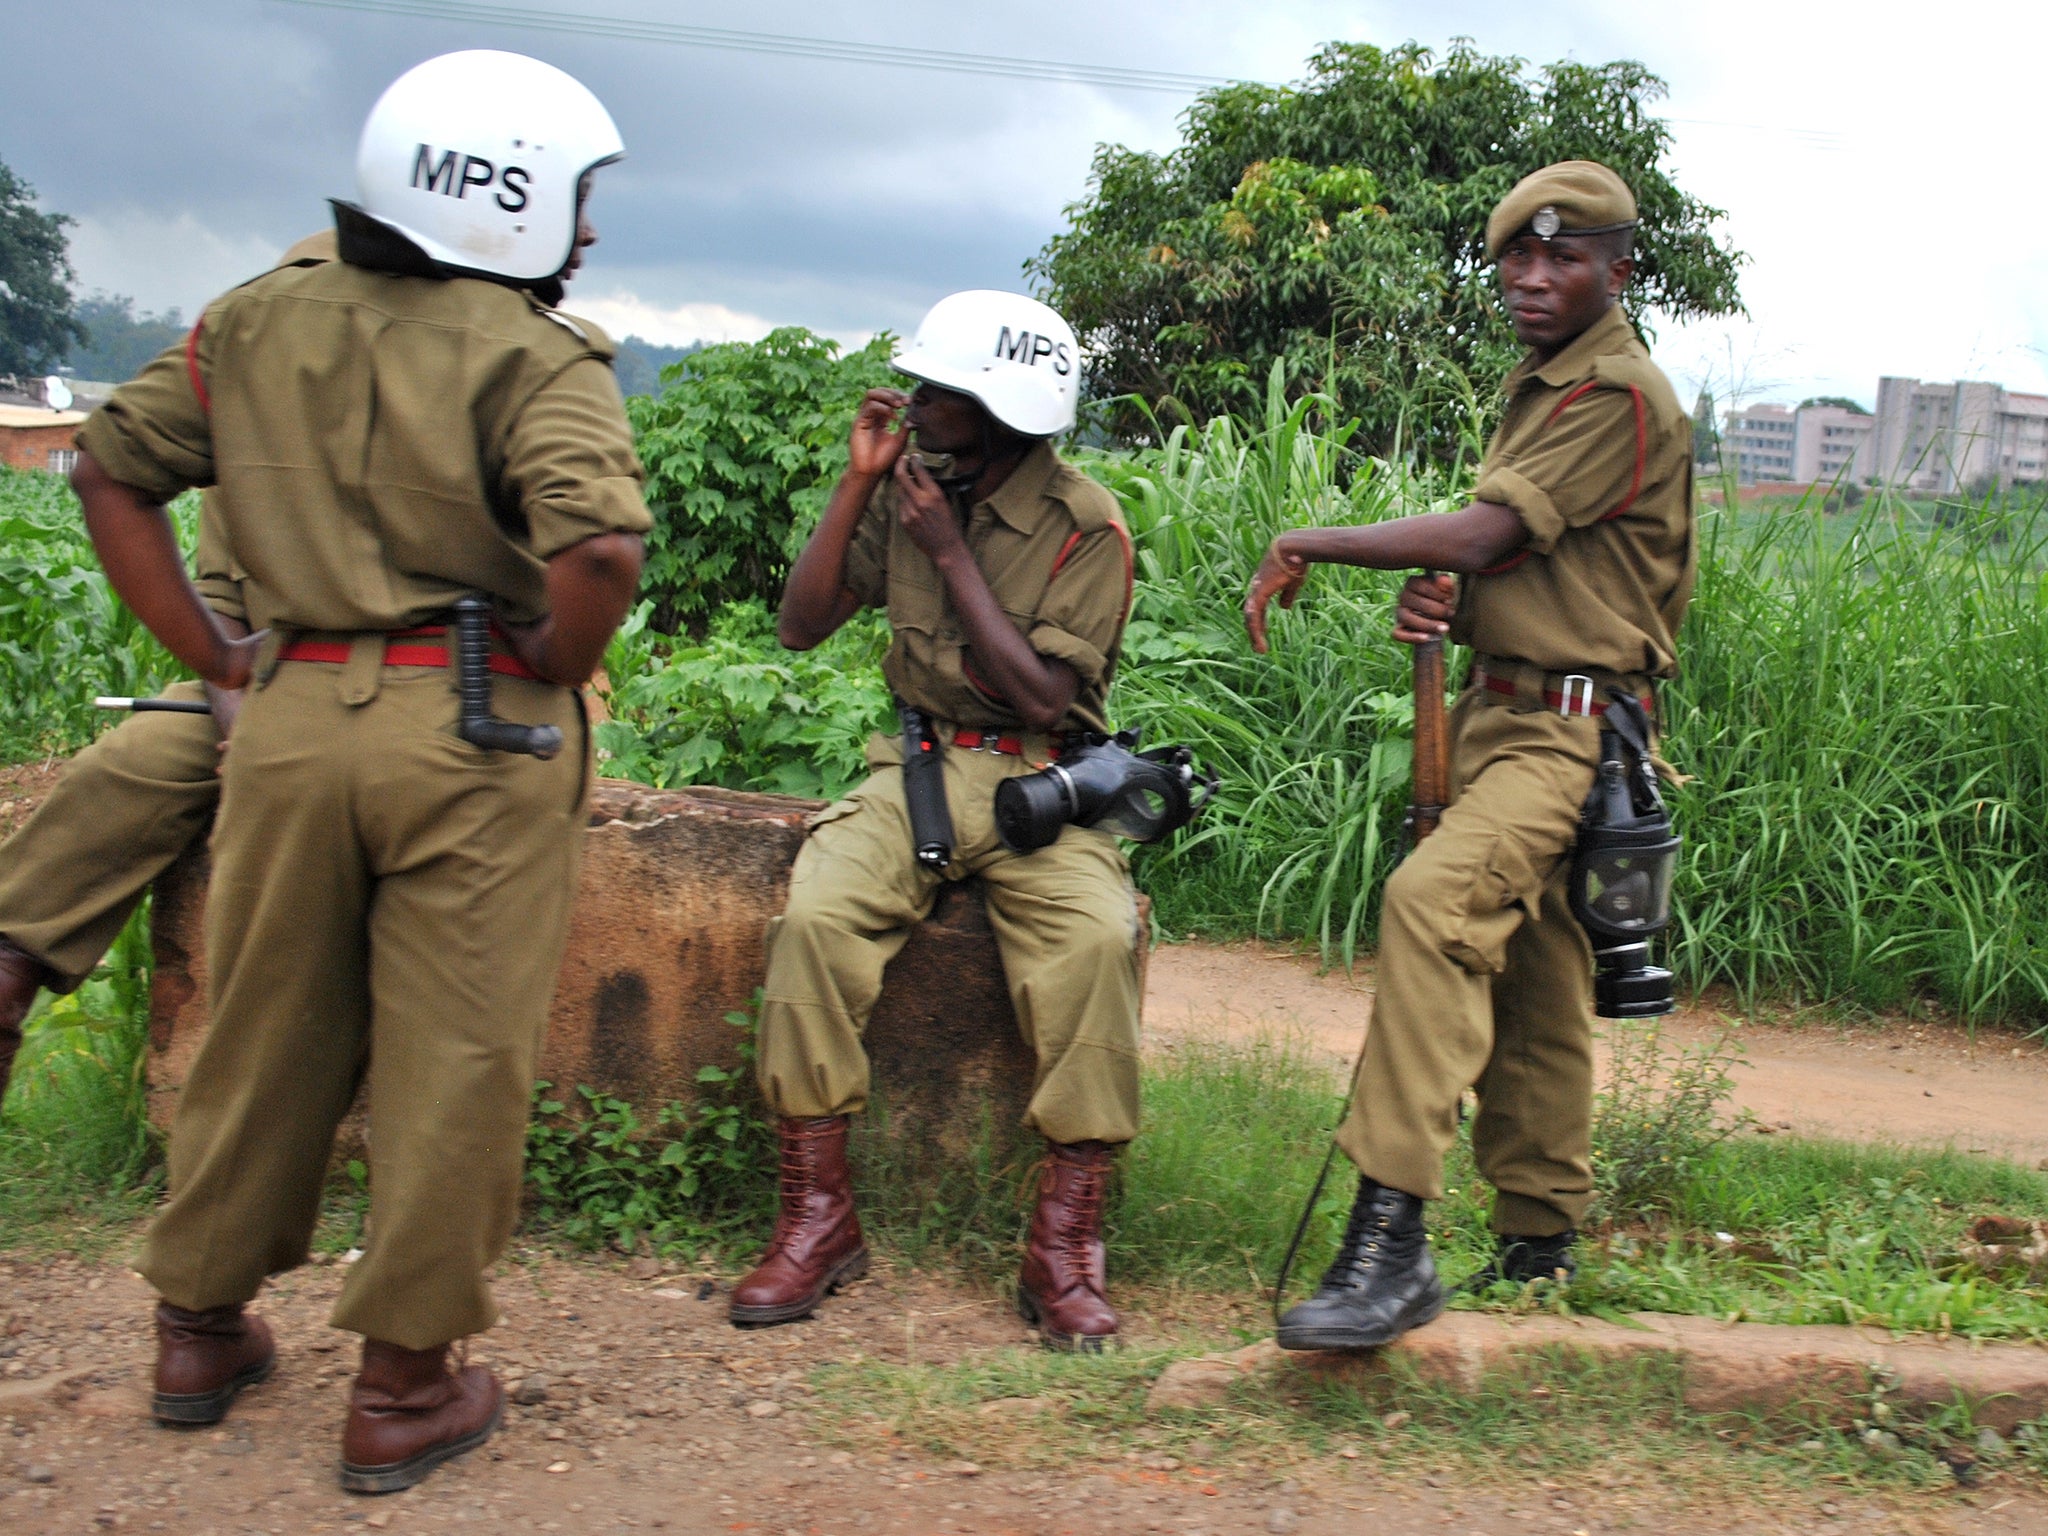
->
[69, 52, 649, 1490]
[1244, 161, 1695, 1348]
[0, 238, 334, 1105]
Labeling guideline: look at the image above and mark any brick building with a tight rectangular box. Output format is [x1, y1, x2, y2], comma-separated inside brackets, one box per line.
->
[0, 406, 88, 474]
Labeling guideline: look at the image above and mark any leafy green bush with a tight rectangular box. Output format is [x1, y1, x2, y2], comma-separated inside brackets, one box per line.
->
[0, 467, 190, 760]
[523, 1003, 774, 1256]
[624, 327, 898, 633]
[1590, 1019, 1748, 1222]
[596, 598, 892, 798]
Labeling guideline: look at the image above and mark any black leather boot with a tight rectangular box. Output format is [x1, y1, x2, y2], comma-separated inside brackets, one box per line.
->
[1276, 1176, 1443, 1351]
[1456, 1229, 1578, 1295]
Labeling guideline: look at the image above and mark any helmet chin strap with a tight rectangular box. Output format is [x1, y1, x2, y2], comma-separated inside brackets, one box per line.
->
[928, 416, 1031, 501]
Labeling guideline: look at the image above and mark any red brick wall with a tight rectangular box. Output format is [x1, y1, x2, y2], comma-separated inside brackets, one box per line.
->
[0, 423, 81, 473]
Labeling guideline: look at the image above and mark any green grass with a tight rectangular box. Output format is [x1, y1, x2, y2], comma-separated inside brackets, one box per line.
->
[0, 466, 194, 762]
[809, 1342, 2024, 1503]
[0, 909, 162, 1251]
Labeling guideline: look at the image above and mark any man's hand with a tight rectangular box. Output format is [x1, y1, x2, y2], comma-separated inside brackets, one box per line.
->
[1392, 572, 1457, 646]
[850, 389, 912, 478]
[1244, 536, 1310, 654]
[893, 453, 970, 567]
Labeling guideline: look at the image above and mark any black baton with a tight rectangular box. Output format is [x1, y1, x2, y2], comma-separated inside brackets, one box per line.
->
[454, 595, 563, 759]
[94, 696, 213, 715]
[896, 702, 954, 872]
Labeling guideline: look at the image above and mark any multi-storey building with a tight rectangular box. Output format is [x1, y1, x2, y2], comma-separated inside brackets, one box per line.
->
[1723, 403, 1796, 483]
[1866, 378, 2048, 493]
[1792, 405, 1873, 485]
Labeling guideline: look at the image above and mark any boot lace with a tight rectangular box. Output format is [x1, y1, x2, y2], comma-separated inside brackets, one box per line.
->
[1324, 1187, 1403, 1286]
[770, 1125, 825, 1242]
[1052, 1165, 1107, 1267]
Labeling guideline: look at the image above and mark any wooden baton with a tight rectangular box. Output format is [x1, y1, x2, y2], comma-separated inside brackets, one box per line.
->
[1406, 631, 1448, 846]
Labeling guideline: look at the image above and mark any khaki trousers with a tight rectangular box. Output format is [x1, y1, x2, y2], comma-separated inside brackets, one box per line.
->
[0, 682, 220, 986]
[139, 654, 585, 1348]
[757, 732, 1143, 1146]
[1338, 690, 1604, 1236]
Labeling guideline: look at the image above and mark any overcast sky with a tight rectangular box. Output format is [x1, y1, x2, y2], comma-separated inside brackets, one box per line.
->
[7, 0, 2045, 409]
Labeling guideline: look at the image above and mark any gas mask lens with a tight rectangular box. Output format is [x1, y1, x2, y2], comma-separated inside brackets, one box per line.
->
[993, 732, 1217, 853]
[1569, 696, 1682, 1019]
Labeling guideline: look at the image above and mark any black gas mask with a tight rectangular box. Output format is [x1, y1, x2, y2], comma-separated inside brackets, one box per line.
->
[994, 731, 1218, 853]
[1570, 693, 1681, 1019]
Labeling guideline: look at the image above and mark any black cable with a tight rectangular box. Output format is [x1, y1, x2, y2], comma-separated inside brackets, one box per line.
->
[266, 0, 1246, 95]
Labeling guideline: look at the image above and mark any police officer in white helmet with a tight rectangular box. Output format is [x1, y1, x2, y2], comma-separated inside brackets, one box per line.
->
[736, 290, 1145, 1351]
[71, 50, 648, 1491]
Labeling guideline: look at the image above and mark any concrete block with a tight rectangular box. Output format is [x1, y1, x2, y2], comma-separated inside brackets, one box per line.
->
[148, 779, 1147, 1172]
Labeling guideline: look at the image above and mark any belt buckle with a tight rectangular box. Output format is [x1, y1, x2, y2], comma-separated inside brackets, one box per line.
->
[1558, 674, 1595, 717]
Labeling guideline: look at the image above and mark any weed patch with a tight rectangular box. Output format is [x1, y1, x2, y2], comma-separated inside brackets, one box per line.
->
[521, 1002, 775, 1258]
[809, 1337, 2033, 1503]
[0, 908, 161, 1251]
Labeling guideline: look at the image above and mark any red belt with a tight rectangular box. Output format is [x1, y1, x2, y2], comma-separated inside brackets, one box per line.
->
[953, 729, 1061, 760]
[277, 626, 542, 682]
[1474, 669, 1651, 719]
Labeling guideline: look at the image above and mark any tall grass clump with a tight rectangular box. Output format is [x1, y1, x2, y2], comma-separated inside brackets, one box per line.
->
[0, 467, 192, 761]
[1082, 368, 1478, 965]
[1664, 489, 2048, 1024]
[0, 910, 162, 1241]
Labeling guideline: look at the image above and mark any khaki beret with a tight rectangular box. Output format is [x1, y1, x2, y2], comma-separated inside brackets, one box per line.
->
[1485, 161, 1638, 260]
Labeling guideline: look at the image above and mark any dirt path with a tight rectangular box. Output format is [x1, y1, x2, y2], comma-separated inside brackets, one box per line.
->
[4, 1251, 2044, 1536]
[1144, 941, 2048, 1167]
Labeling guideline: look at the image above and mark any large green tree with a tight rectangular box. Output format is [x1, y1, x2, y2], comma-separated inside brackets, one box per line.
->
[1029, 41, 1745, 455]
[0, 157, 85, 377]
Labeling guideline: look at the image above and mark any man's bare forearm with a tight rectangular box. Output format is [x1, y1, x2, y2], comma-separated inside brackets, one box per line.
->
[524, 532, 645, 685]
[932, 547, 1078, 733]
[73, 452, 244, 685]
[1278, 502, 1527, 574]
[779, 471, 878, 649]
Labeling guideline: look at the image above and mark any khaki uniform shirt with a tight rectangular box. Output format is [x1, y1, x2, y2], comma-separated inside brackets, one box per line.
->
[192, 492, 246, 627]
[843, 441, 1132, 735]
[1452, 305, 1695, 681]
[79, 259, 650, 633]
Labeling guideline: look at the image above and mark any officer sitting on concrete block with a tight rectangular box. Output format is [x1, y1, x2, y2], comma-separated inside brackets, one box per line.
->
[1244, 161, 1696, 1350]
[0, 238, 333, 1108]
[69, 51, 649, 1491]
[738, 291, 1142, 1351]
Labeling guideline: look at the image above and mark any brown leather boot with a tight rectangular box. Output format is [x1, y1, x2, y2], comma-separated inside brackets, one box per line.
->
[0, 939, 55, 1102]
[339, 1340, 502, 1495]
[152, 1302, 276, 1425]
[1017, 1139, 1120, 1352]
[728, 1115, 867, 1326]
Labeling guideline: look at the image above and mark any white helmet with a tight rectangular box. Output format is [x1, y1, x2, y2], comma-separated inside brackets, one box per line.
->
[893, 291, 1081, 437]
[355, 50, 623, 284]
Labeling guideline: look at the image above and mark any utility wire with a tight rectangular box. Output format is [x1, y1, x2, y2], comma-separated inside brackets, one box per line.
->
[267, 0, 1242, 95]
[266, 0, 1847, 147]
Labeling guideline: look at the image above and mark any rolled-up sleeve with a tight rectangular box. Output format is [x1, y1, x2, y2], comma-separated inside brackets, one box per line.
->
[501, 357, 652, 557]
[75, 329, 215, 501]
[1027, 522, 1132, 689]
[1472, 386, 1645, 555]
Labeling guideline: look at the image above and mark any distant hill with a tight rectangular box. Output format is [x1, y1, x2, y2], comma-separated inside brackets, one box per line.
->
[63, 295, 186, 383]
[612, 335, 703, 398]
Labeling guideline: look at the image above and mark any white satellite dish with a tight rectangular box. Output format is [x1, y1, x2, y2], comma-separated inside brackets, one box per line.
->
[44, 376, 73, 411]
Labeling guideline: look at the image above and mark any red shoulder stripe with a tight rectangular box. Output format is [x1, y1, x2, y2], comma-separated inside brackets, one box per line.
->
[1541, 380, 1600, 429]
[1595, 385, 1648, 523]
[1481, 382, 1651, 575]
[184, 319, 211, 419]
[1047, 521, 1137, 624]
